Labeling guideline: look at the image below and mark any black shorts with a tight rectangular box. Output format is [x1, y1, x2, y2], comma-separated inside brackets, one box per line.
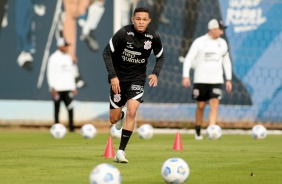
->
[109, 81, 145, 109]
[192, 83, 223, 101]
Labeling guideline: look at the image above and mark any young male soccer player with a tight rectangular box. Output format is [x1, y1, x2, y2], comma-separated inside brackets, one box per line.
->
[103, 6, 165, 163]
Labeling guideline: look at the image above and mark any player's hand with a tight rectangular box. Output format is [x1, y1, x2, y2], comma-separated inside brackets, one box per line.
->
[51, 89, 58, 97]
[111, 77, 121, 94]
[182, 77, 190, 88]
[148, 74, 158, 87]
[226, 80, 232, 93]
[72, 90, 78, 96]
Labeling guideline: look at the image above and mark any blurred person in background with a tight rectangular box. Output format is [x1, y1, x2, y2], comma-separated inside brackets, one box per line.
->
[182, 19, 232, 140]
[57, 0, 106, 88]
[78, 0, 105, 52]
[47, 38, 77, 132]
[103, 6, 165, 163]
[14, 0, 46, 70]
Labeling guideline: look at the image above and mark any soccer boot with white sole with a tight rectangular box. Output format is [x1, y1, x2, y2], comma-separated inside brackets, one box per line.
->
[194, 134, 203, 140]
[114, 150, 128, 163]
[115, 107, 127, 130]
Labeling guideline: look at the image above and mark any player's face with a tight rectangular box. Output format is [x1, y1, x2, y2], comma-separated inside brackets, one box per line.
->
[132, 12, 151, 33]
[210, 29, 224, 39]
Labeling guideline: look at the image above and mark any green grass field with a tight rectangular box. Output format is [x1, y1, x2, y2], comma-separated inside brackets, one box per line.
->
[0, 129, 281, 184]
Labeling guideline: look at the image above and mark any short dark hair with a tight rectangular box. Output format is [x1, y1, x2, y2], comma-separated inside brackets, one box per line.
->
[133, 6, 150, 16]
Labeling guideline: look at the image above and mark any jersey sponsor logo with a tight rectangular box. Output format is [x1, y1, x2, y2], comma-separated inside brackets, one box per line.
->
[204, 52, 220, 62]
[131, 84, 144, 91]
[127, 31, 134, 36]
[144, 40, 152, 50]
[124, 48, 141, 55]
[122, 49, 145, 63]
[145, 34, 153, 39]
[126, 42, 134, 49]
[113, 94, 121, 102]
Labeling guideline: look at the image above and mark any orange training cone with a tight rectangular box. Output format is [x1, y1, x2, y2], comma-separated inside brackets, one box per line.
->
[173, 132, 183, 150]
[103, 137, 115, 158]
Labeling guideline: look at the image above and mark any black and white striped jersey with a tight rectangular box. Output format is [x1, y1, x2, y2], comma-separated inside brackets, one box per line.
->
[103, 25, 165, 83]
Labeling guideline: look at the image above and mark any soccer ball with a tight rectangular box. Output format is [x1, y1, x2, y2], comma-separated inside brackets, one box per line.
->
[206, 125, 222, 140]
[252, 125, 267, 139]
[50, 123, 67, 139]
[81, 124, 97, 139]
[110, 124, 122, 139]
[89, 163, 122, 184]
[138, 124, 154, 139]
[161, 157, 190, 184]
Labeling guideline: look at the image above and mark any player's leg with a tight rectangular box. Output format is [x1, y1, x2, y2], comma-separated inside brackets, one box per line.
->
[109, 88, 126, 129]
[114, 99, 139, 163]
[81, 0, 105, 51]
[53, 92, 61, 124]
[208, 84, 222, 125]
[15, 0, 34, 69]
[109, 107, 123, 125]
[192, 84, 208, 139]
[195, 101, 206, 139]
[109, 90, 128, 163]
[209, 98, 219, 125]
[63, 0, 88, 61]
[0, 0, 7, 30]
[62, 91, 75, 132]
[114, 82, 144, 163]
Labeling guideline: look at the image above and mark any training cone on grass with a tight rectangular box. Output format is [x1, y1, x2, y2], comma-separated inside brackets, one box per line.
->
[173, 132, 183, 150]
[103, 137, 115, 158]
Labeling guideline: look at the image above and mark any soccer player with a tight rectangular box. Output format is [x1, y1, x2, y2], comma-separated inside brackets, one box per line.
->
[47, 38, 77, 132]
[182, 19, 232, 140]
[103, 6, 165, 163]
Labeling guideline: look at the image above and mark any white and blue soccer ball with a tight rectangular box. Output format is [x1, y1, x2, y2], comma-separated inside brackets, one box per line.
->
[138, 124, 154, 139]
[81, 124, 97, 139]
[110, 124, 122, 139]
[89, 163, 122, 184]
[252, 125, 267, 139]
[206, 124, 222, 140]
[50, 123, 67, 139]
[161, 157, 190, 184]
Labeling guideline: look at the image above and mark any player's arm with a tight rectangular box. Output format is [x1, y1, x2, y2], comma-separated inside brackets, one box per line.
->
[103, 28, 126, 93]
[222, 48, 232, 93]
[182, 41, 198, 88]
[46, 55, 56, 93]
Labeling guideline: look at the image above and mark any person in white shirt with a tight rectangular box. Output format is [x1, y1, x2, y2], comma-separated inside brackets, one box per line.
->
[47, 38, 77, 132]
[182, 19, 232, 140]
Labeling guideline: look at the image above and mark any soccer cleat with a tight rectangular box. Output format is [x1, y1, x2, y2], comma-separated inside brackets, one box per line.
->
[34, 4, 46, 16]
[84, 34, 99, 51]
[114, 150, 128, 163]
[17, 51, 33, 71]
[194, 134, 203, 140]
[115, 107, 127, 130]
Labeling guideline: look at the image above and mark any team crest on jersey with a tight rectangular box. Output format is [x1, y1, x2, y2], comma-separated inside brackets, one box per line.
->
[144, 40, 152, 50]
[113, 94, 121, 102]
